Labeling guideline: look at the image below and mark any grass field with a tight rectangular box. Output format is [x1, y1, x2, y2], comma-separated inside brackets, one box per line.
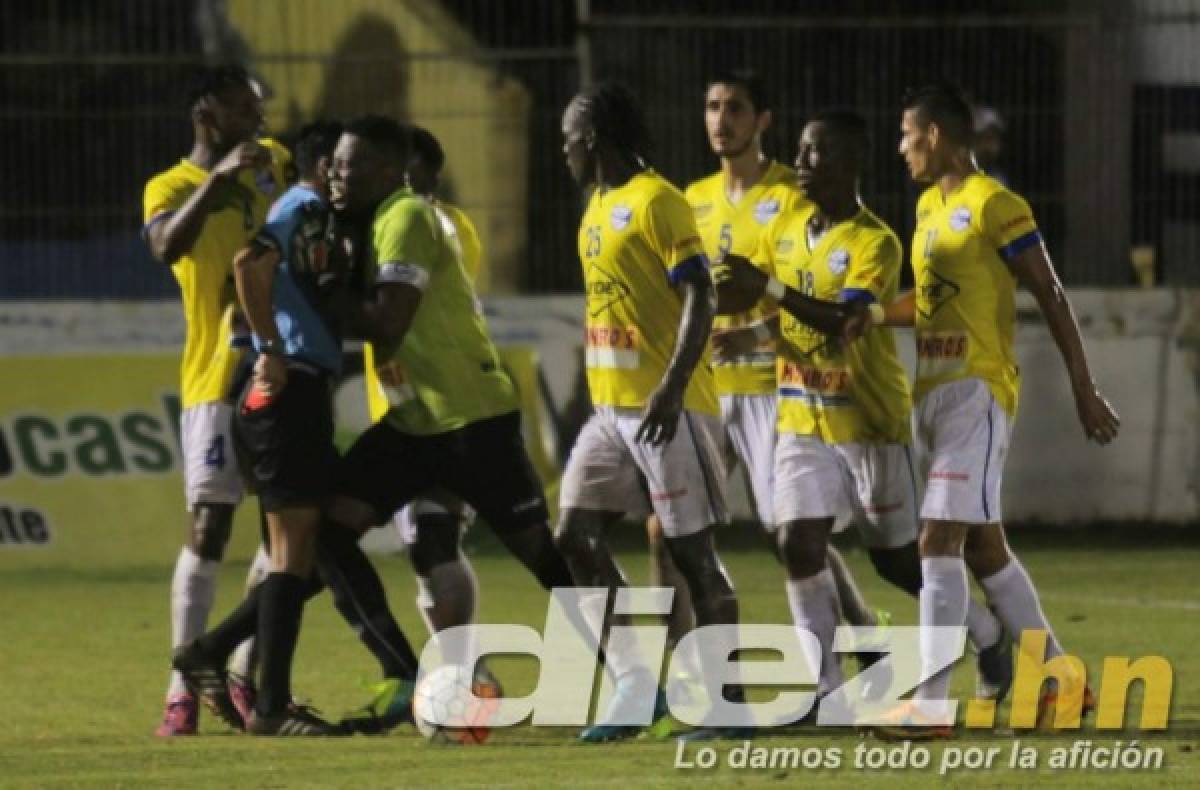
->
[2, 526, 1197, 788]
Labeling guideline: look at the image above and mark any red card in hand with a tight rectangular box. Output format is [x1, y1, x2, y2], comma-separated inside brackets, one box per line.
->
[243, 386, 274, 414]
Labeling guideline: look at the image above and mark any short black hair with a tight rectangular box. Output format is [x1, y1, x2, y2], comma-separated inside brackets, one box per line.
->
[294, 119, 343, 178]
[809, 107, 869, 162]
[343, 114, 411, 165]
[409, 126, 445, 175]
[580, 82, 652, 161]
[706, 69, 770, 114]
[186, 63, 254, 109]
[902, 83, 974, 144]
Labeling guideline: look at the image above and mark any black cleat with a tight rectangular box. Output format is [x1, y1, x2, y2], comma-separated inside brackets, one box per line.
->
[248, 704, 348, 736]
[976, 627, 1014, 703]
[172, 642, 244, 731]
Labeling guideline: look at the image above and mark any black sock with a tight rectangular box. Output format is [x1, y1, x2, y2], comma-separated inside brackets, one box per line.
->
[255, 572, 309, 716]
[318, 525, 419, 681]
[196, 573, 323, 663]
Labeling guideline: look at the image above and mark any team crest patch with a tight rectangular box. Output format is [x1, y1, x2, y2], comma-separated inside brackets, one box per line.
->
[776, 237, 794, 254]
[828, 248, 850, 275]
[610, 205, 633, 231]
[255, 169, 277, 195]
[949, 206, 972, 232]
[753, 199, 781, 225]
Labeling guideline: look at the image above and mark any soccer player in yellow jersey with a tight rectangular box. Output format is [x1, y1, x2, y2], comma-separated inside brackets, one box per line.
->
[652, 72, 893, 692]
[558, 83, 746, 741]
[872, 83, 1119, 734]
[142, 64, 289, 735]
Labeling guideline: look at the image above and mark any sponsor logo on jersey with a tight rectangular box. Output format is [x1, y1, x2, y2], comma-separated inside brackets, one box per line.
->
[753, 198, 781, 225]
[828, 248, 850, 275]
[586, 263, 632, 317]
[610, 205, 633, 231]
[776, 237, 795, 255]
[949, 206, 972, 232]
[692, 202, 713, 220]
[917, 270, 961, 319]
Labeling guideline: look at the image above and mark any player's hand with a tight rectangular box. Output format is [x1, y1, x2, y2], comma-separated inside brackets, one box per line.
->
[713, 254, 767, 296]
[254, 352, 289, 397]
[212, 141, 270, 181]
[711, 326, 759, 361]
[1072, 382, 1119, 445]
[636, 379, 685, 447]
[841, 300, 872, 343]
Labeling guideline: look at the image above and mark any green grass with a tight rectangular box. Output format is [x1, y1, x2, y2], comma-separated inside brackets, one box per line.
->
[1, 528, 1197, 788]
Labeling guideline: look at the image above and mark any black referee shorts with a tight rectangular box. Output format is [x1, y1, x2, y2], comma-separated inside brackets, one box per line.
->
[336, 410, 549, 535]
[234, 368, 338, 512]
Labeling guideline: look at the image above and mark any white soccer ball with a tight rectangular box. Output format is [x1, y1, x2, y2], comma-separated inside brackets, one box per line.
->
[413, 664, 496, 745]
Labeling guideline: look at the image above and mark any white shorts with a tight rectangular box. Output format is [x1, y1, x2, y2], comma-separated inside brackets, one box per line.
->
[559, 407, 729, 537]
[773, 433, 919, 549]
[181, 401, 243, 509]
[719, 393, 777, 527]
[394, 498, 477, 546]
[915, 378, 1011, 524]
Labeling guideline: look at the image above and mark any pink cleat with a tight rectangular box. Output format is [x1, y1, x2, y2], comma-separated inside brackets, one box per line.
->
[228, 674, 258, 728]
[155, 692, 198, 736]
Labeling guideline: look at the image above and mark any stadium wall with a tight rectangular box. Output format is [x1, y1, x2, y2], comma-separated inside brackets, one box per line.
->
[0, 290, 1195, 563]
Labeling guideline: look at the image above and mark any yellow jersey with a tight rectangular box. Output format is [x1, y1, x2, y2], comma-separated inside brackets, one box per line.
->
[142, 139, 291, 409]
[578, 170, 718, 415]
[363, 199, 485, 423]
[756, 202, 911, 444]
[685, 161, 807, 396]
[911, 172, 1040, 416]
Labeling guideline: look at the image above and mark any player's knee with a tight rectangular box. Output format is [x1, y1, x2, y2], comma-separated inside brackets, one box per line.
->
[777, 521, 827, 578]
[963, 524, 1011, 577]
[553, 509, 596, 561]
[409, 513, 462, 576]
[189, 503, 235, 561]
[867, 543, 922, 596]
[918, 519, 967, 557]
[664, 529, 731, 594]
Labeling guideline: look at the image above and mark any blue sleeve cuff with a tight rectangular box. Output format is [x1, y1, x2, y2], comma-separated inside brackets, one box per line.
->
[839, 288, 877, 304]
[140, 210, 175, 239]
[998, 230, 1042, 262]
[667, 254, 710, 286]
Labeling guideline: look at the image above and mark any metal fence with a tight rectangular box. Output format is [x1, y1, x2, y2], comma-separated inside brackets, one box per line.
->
[2, 0, 1197, 299]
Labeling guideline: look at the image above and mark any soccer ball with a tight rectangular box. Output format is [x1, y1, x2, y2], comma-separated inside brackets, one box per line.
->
[413, 664, 497, 745]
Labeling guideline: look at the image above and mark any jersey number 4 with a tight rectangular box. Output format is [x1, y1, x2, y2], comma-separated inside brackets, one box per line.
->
[204, 436, 226, 470]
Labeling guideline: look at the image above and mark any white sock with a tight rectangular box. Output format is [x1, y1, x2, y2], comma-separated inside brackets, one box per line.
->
[785, 570, 842, 697]
[227, 545, 271, 679]
[416, 559, 479, 668]
[167, 546, 219, 698]
[914, 557, 968, 717]
[980, 558, 1064, 660]
[965, 598, 1003, 651]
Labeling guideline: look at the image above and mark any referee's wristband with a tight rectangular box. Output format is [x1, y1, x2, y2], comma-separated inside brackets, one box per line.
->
[765, 277, 786, 301]
[867, 303, 886, 326]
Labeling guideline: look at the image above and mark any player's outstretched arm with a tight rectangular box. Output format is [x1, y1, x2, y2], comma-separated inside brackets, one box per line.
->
[1008, 243, 1120, 445]
[715, 254, 864, 336]
[146, 141, 270, 264]
[636, 265, 714, 447]
[233, 241, 286, 394]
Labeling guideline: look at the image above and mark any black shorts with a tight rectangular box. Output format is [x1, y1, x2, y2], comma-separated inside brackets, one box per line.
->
[336, 410, 549, 535]
[234, 368, 338, 512]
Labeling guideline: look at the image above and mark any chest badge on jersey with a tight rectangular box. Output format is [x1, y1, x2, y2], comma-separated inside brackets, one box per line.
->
[610, 205, 633, 231]
[753, 198, 781, 225]
[949, 206, 971, 232]
[828, 248, 850, 276]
